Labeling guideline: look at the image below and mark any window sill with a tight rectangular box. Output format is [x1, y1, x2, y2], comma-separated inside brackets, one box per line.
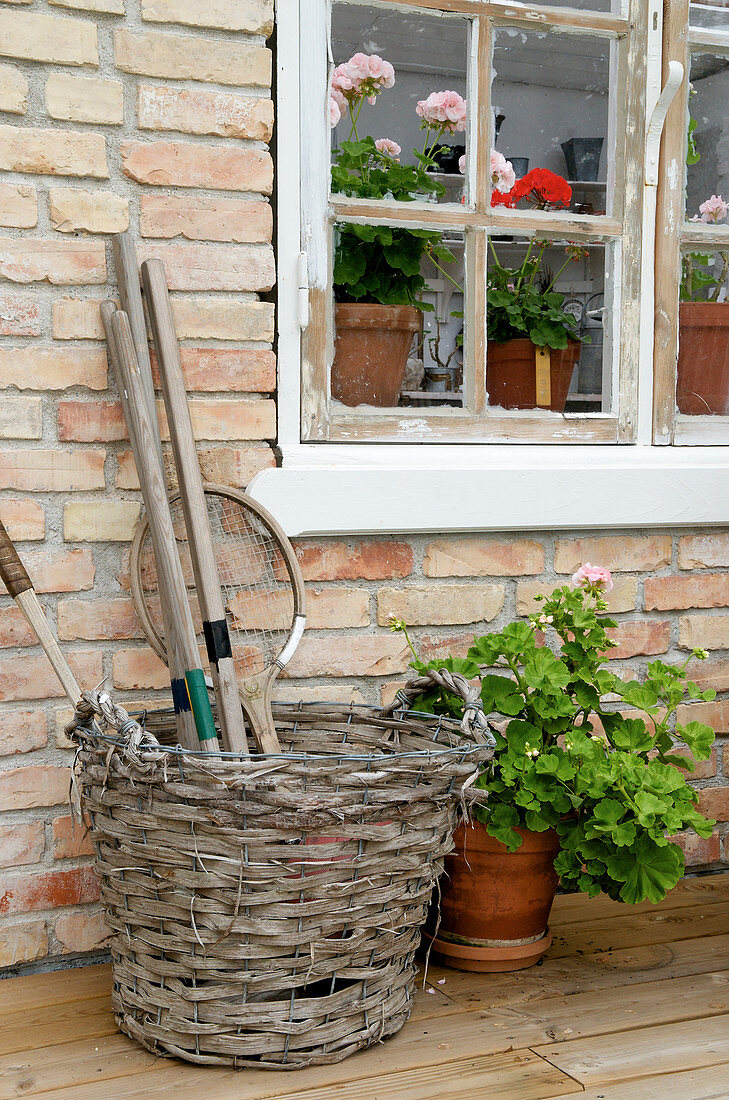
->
[247, 444, 729, 537]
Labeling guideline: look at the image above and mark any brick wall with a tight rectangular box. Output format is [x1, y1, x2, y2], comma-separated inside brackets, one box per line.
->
[0, 1, 728, 973]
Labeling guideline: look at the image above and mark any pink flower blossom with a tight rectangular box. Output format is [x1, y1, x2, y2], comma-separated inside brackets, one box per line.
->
[572, 563, 613, 592]
[375, 138, 401, 159]
[331, 53, 396, 107]
[697, 194, 729, 223]
[331, 63, 356, 95]
[491, 150, 516, 193]
[416, 90, 467, 133]
[346, 52, 371, 83]
[367, 54, 395, 88]
[329, 96, 341, 128]
[458, 153, 466, 174]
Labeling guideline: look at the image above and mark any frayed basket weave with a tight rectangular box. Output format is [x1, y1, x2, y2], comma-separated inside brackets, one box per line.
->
[69, 671, 494, 1070]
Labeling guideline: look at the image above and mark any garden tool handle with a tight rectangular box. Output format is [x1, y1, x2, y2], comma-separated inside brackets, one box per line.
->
[0, 516, 32, 598]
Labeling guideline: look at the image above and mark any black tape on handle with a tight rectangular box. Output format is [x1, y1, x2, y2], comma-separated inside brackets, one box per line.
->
[203, 619, 233, 667]
[171, 676, 192, 715]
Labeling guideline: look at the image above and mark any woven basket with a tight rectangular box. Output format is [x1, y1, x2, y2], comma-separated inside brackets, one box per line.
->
[70, 673, 493, 1069]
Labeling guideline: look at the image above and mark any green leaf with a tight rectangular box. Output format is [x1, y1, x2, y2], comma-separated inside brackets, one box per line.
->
[480, 674, 524, 716]
[677, 720, 715, 761]
[606, 837, 684, 904]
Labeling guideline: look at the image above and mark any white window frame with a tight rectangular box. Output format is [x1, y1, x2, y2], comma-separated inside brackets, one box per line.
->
[248, 0, 729, 537]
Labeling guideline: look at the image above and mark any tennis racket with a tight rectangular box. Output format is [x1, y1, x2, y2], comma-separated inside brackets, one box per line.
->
[130, 484, 306, 754]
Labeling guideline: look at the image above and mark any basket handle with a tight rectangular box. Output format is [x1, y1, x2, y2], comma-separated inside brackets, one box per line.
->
[388, 668, 496, 747]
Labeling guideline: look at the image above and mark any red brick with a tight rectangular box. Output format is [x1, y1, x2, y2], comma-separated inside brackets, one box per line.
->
[113, 647, 169, 691]
[52, 814, 93, 859]
[672, 831, 721, 867]
[157, 397, 275, 441]
[684, 655, 729, 692]
[58, 597, 142, 641]
[0, 866, 99, 915]
[151, 347, 275, 393]
[677, 700, 729, 735]
[604, 621, 671, 660]
[0, 605, 40, 647]
[554, 535, 672, 574]
[141, 194, 271, 244]
[0, 710, 47, 756]
[698, 786, 729, 822]
[424, 538, 545, 577]
[419, 632, 475, 662]
[0, 921, 48, 969]
[138, 85, 273, 142]
[0, 449, 105, 491]
[0, 822, 45, 868]
[679, 533, 729, 569]
[0, 649, 102, 703]
[0, 765, 71, 810]
[294, 541, 414, 582]
[57, 400, 126, 442]
[0, 499, 45, 541]
[0, 346, 107, 390]
[0, 548, 94, 594]
[0, 236, 106, 284]
[0, 292, 39, 335]
[121, 139, 272, 193]
[54, 908, 109, 953]
[136, 241, 274, 292]
[674, 745, 717, 779]
[645, 573, 729, 611]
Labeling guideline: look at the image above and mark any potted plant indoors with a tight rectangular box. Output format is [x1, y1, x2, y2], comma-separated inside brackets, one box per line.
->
[486, 170, 586, 411]
[391, 566, 716, 972]
[678, 194, 729, 415]
[329, 57, 463, 406]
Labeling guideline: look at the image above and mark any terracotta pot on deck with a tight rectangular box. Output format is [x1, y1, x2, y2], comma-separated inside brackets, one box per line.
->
[486, 338, 580, 412]
[426, 822, 560, 973]
[332, 303, 421, 407]
[677, 301, 729, 415]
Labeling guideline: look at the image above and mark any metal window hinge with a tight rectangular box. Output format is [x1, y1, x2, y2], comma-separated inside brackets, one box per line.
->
[297, 252, 309, 328]
[645, 60, 684, 188]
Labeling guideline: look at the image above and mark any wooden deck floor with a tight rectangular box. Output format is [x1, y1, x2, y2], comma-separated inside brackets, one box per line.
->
[3, 874, 729, 1099]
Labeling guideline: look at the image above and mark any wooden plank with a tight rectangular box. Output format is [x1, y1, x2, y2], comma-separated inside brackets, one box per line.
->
[549, 1063, 729, 1100]
[0, 995, 116, 1057]
[426, 932, 729, 1011]
[0, 962, 110, 1015]
[535, 1015, 729, 1086]
[375, 0, 630, 37]
[551, 873, 729, 923]
[272, 1050, 582, 1100]
[549, 898, 729, 958]
[327, 410, 619, 443]
[0, 1033, 156, 1100]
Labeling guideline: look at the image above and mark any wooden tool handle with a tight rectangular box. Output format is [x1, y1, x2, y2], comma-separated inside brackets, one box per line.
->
[0, 516, 32, 598]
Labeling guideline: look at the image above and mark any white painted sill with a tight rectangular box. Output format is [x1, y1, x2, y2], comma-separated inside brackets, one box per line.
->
[247, 444, 729, 537]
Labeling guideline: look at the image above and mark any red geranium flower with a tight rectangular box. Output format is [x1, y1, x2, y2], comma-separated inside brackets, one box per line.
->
[490, 168, 572, 210]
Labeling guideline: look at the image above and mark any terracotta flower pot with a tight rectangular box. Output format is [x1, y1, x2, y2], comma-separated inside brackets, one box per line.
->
[332, 303, 421, 407]
[486, 338, 581, 412]
[677, 301, 729, 415]
[425, 822, 560, 973]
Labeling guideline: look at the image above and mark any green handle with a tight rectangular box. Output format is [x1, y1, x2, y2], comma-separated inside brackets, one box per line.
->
[184, 668, 217, 742]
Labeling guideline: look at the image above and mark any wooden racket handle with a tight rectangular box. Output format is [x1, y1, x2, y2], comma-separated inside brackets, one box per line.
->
[0, 516, 32, 598]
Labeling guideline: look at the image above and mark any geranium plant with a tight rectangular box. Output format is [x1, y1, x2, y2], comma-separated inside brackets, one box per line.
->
[681, 194, 729, 302]
[391, 565, 716, 905]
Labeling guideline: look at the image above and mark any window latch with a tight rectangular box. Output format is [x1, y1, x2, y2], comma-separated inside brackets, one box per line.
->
[645, 60, 684, 188]
[297, 252, 309, 328]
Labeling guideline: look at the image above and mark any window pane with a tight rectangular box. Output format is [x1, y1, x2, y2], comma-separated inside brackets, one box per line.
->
[531, 0, 622, 10]
[330, 4, 469, 205]
[331, 222, 465, 409]
[690, 2, 729, 30]
[486, 237, 612, 413]
[686, 53, 729, 223]
[678, 248, 729, 415]
[492, 27, 613, 217]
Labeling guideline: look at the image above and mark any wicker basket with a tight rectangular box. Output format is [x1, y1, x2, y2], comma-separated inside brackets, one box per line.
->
[69, 674, 493, 1069]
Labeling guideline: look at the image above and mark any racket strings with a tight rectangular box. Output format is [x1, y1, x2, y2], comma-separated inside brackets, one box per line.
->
[138, 493, 297, 678]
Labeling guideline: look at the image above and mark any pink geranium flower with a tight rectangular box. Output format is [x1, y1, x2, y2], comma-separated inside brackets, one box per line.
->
[416, 90, 467, 133]
[695, 194, 729, 223]
[329, 96, 341, 128]
[367, 54, 395, 88]
[375, 138, 401, 159]
[572, 563, 613, 593]
[491, 150, 516, 193]
[458, 153, 466, 174]
[330, 53, 396, 108]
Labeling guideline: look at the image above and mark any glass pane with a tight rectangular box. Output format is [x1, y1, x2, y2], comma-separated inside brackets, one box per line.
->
[492, 27, 613, 216]
[686, 53, 729, 223]
[486, 237, 612, 413]
[690, 3, 729, 30]
[331, 223, 465, 409]
[530, 0, 622, 10]
[678, 248, 729, 415]
[330, 4, 469, 205]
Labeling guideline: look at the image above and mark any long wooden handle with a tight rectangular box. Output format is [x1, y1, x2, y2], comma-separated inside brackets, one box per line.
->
[112, 233, 160, 463]
[0, 517, 82, 706]
[142, 259, 250, 756]
[111, 310, 220, 753]
[101, 302, 199, 752]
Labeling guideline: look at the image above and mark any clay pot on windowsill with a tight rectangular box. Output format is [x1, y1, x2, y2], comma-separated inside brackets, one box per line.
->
[332, 303, 421, 407]
[424, 822, 560, 973]
[677, 301, 729, 415]
[486, 338, 581, 412]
